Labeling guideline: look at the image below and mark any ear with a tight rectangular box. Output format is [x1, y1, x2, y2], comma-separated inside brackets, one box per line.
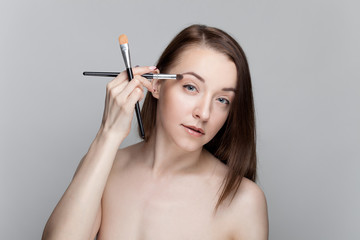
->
[151, 78, 162, 99]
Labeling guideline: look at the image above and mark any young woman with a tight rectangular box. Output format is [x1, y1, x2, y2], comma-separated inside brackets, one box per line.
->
[42, 24, 268, 240]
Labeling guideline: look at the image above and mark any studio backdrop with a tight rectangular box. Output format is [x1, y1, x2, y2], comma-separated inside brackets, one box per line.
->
[1, 0, 359, 239]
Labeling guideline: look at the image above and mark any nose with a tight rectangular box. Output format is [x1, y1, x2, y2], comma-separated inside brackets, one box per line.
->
[193, 96, 211, 121]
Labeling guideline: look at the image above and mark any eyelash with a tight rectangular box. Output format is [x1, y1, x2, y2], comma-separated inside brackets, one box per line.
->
[182, 84, 230, 105]
[218, 98, 230, 105]
[183, 84, 197, 92]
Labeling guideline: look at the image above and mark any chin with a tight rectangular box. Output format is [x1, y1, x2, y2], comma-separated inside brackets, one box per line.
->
[158, 120, 212, 153]
[175, 140, 204, 153]
[170, 129, 210, 153]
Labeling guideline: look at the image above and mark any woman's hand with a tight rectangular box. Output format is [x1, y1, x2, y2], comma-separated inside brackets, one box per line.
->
[98, 66, 157, 142]
[41, 67, 158, 240]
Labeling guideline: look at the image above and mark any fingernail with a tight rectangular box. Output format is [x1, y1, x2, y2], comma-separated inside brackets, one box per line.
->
[149, 66, 157, 70]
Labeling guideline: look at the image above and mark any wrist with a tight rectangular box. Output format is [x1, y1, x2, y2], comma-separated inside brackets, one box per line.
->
[94, 127, 125, 147]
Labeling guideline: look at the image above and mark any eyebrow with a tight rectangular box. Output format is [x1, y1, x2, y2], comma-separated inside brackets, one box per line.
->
[182, 72, 237, 93]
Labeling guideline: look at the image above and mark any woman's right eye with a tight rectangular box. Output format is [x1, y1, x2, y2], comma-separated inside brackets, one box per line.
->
[183, 84, 198, 92]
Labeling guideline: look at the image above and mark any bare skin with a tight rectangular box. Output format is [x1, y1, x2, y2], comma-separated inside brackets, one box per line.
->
[97, 142, 267, 239]
[42, 47, 268, 240]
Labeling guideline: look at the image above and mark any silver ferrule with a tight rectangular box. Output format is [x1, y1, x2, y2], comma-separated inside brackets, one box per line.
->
[153, 74, 177, 79]
[120, 43, 132, 69]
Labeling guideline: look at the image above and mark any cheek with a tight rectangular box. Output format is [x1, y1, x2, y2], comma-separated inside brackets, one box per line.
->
[207, 104, 230, 135]
[209, 112, 228, 135]
[159, 85, 192, 120]
[159, 84, 230, 131]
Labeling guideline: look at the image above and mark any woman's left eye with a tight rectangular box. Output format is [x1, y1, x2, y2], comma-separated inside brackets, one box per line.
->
[183, 84, 197, 92]
[218, 97, 230, 105]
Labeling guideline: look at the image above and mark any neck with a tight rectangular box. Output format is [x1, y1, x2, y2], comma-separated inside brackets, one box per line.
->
[140, 127, 205, 179]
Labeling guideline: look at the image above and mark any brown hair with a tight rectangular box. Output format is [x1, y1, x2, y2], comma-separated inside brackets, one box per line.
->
[140, 24, 257, 211]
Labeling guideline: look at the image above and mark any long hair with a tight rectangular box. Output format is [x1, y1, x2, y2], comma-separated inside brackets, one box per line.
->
[139, 24, 256, 211]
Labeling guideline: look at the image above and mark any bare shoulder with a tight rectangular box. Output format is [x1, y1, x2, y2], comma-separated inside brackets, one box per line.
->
[202, 151, 268, 239]
[228, 178, 269, 240]
[236, 178, 267, 207]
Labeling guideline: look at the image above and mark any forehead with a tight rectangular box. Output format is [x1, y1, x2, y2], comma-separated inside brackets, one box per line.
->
[168, 46, 237, 89]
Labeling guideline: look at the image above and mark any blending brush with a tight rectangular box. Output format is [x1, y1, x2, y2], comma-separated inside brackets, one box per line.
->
[83, 71, 183, 80]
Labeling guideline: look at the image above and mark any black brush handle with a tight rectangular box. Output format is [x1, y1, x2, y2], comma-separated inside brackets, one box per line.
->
[126, 68, 145, 139]
[83, 71, 154, 79]
[83, 71, 119, 77]
[83, 70, 145, 139]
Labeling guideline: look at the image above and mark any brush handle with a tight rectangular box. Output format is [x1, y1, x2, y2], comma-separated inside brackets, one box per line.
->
[83, 71, 120, 77]
[82, 71, 145, 138]
[83, 71, 178, 80]
[126, 67, 145, 139]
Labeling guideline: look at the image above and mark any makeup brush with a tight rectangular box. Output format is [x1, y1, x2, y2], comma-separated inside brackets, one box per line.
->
[118, 34, 145, 139]
[83, 71, 183, 80]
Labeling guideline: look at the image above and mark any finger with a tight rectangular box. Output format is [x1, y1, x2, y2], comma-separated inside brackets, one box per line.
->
[102, 90, 109, 125]
[108, 66, 157, 102]
[113, 70, 151, 89]
[125, 87, 144, 113]
[132, 66, 158, 76]
[107, 66, 157, 90]
[133, 75, 153, 93]
[118, 76, 145, 100]
[110, 75, 153, 105]
[106, 70, 129, 90]
[108, 80, 128, 105]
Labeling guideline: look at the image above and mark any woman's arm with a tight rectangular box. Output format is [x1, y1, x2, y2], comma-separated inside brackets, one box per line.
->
[41, 129, 123, 240]
[41, 66, 157, 240]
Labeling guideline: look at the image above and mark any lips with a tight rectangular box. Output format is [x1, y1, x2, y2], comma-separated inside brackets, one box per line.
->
[182, 124, 205, 135]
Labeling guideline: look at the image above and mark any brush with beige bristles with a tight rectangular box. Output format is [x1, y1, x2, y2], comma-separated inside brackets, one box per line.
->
[83, 35, 184, 138]
[118, 34, 145, 139]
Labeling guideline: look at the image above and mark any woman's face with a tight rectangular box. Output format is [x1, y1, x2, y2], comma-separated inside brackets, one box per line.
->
[154, 46, 237, 152]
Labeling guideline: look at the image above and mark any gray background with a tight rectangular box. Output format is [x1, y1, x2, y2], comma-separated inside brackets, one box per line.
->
[1, 0, 359, 239]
